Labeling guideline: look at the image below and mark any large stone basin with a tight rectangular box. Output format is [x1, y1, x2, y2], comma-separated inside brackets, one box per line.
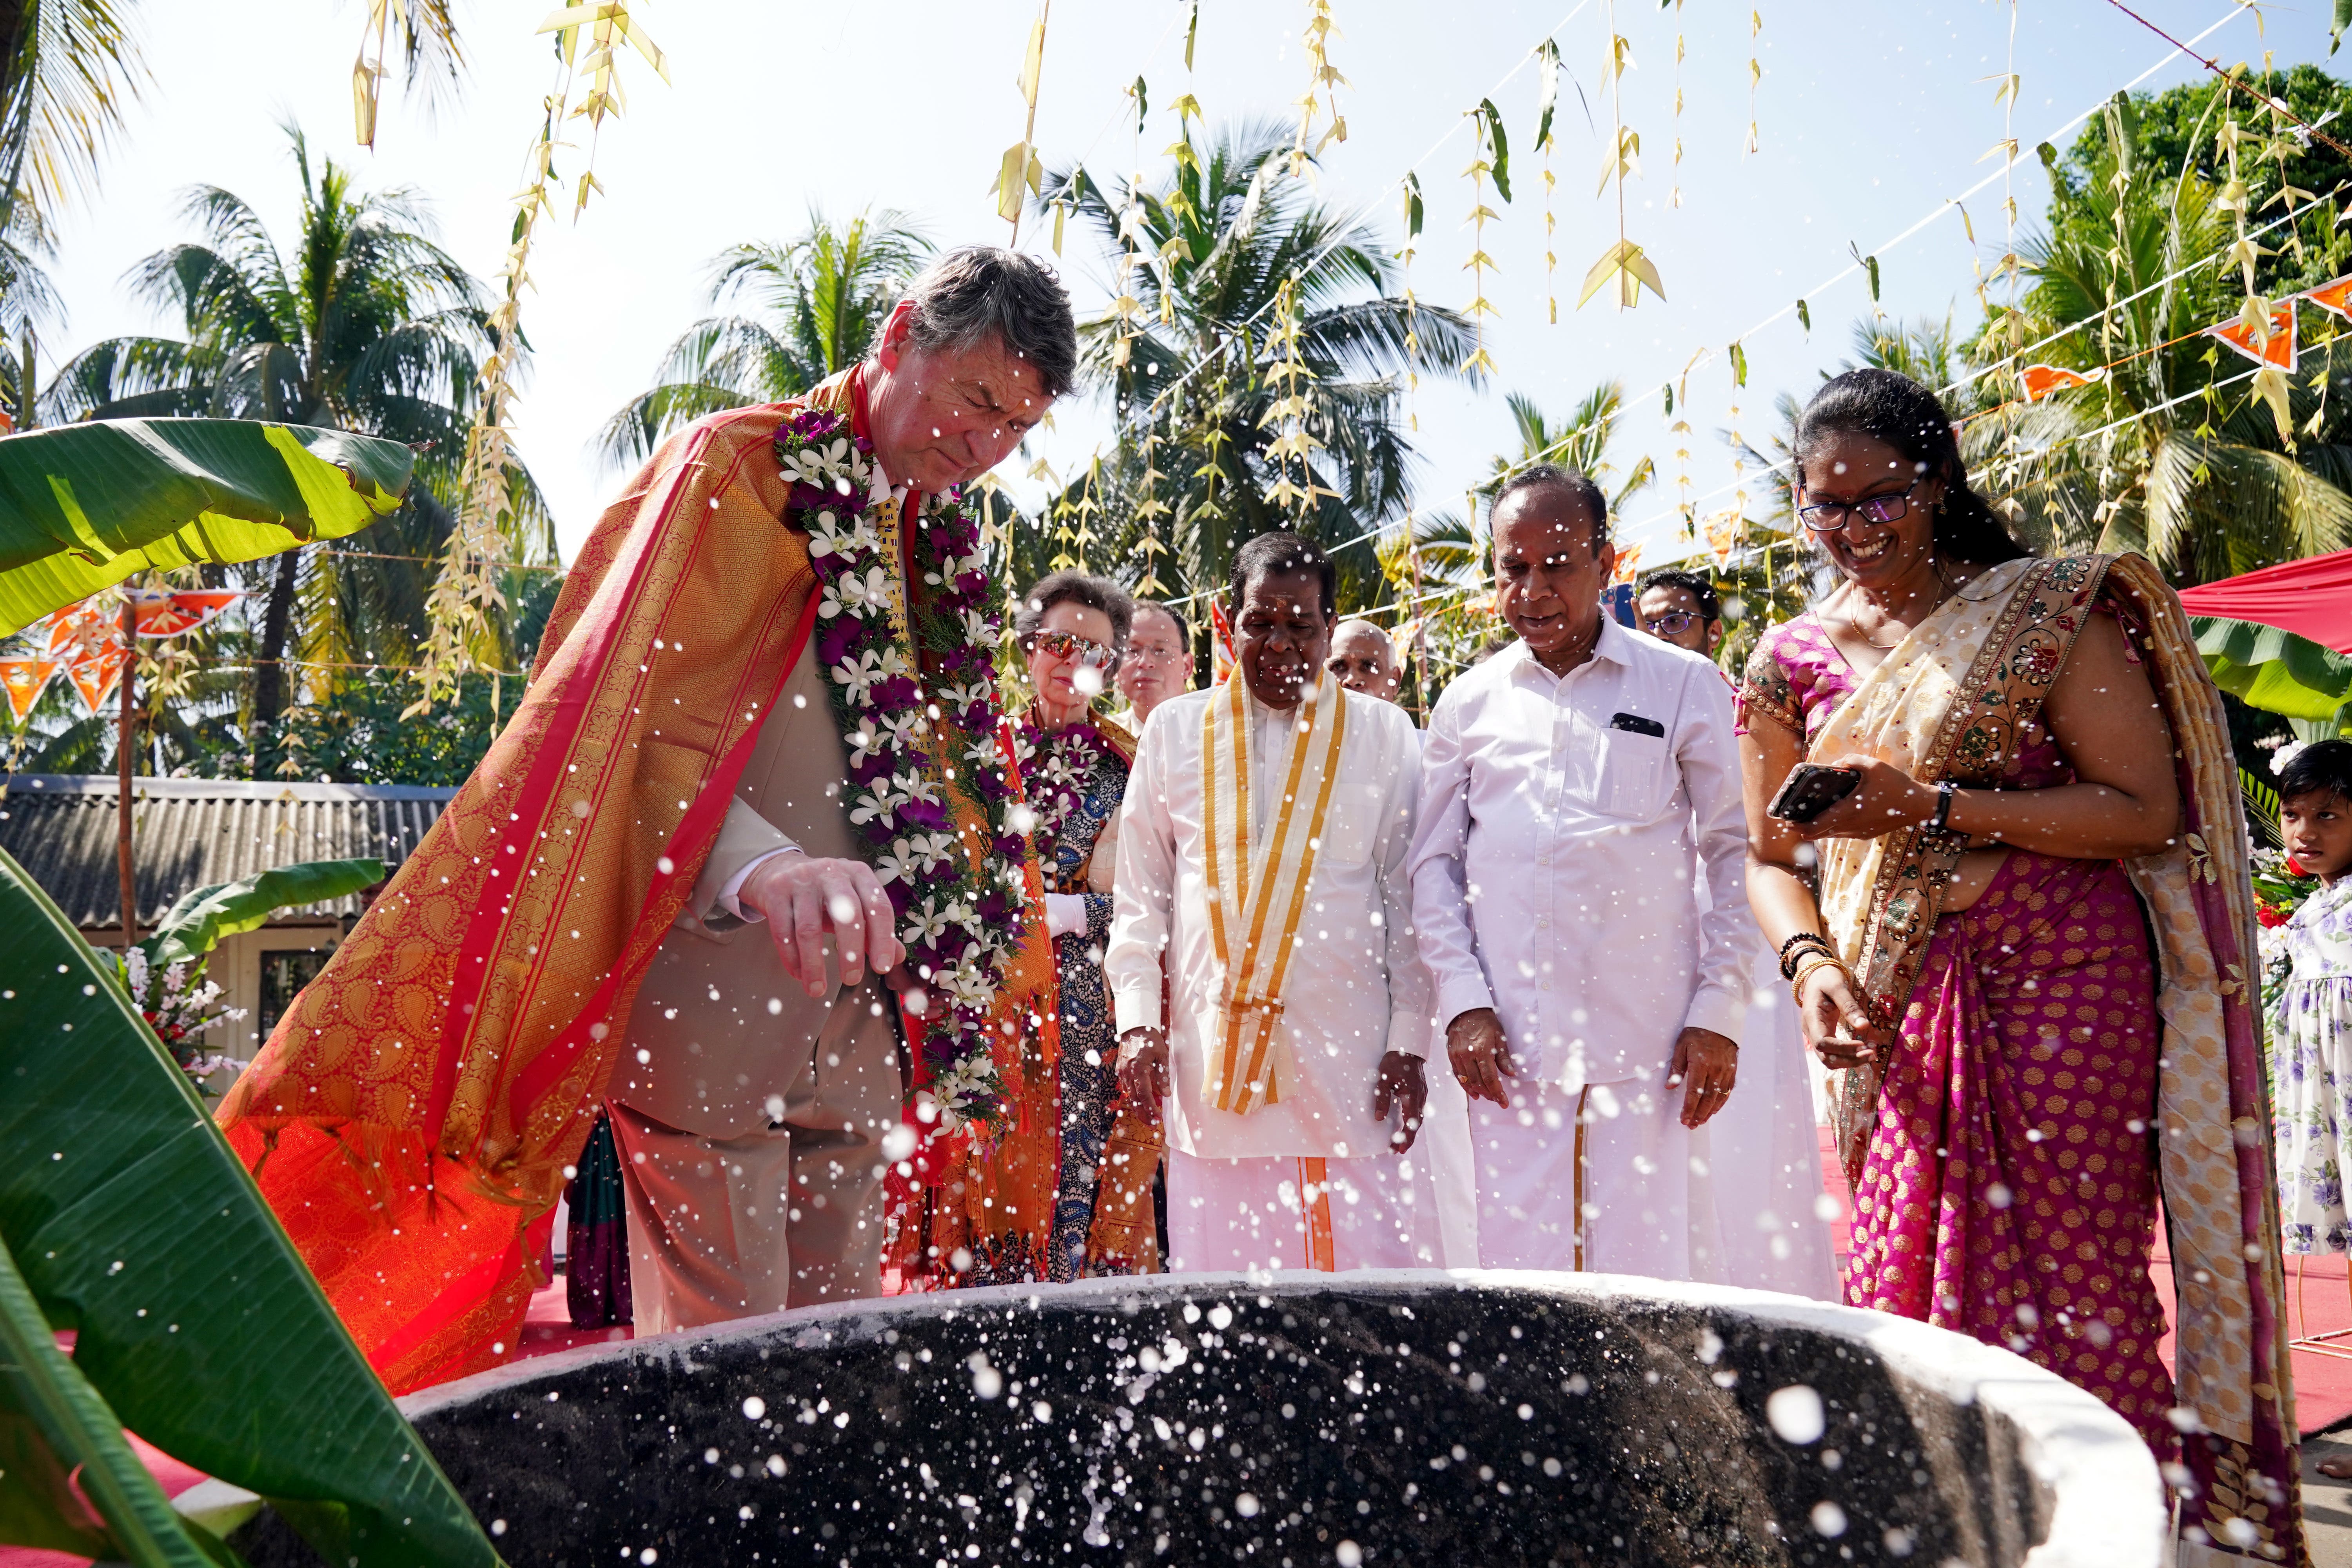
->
[225, 1270, 2163, 1567]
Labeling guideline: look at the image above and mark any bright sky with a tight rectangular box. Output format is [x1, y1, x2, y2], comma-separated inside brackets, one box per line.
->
[49, 0, 2313, 583]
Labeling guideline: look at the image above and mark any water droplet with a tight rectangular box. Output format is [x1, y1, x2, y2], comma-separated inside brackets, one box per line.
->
[1767, 1385, 1826, 1445]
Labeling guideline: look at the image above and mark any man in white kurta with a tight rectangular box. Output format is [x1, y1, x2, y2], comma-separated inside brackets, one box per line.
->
[1410, 470, 1751, 1281]
[1109, 534, 1442, 1273]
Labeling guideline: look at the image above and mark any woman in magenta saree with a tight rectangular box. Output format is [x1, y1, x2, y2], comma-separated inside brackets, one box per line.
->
[1737, 370, 2301, 1563]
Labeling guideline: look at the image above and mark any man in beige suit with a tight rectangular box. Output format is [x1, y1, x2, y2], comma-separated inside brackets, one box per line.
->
[605, 249, 1078, 1333]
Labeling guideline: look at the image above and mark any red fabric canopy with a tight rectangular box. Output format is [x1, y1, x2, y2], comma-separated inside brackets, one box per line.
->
[2176, 547, 2352, 655]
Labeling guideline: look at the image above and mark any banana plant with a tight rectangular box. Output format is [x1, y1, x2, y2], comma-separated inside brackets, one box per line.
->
[0, 418, 412, 637]
[0, 846, 502, 1567]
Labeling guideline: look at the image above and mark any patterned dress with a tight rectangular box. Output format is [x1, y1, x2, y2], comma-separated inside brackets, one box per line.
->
[1740, 605, 2181, 1452]
[1020, 714, 1147, 1282]
[2268, 878, 2352, 1253]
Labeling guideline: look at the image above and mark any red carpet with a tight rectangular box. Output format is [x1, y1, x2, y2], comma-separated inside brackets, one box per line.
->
[1813, 1125, 2352, 1436]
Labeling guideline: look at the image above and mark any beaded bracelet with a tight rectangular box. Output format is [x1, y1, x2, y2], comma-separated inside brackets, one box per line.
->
[1777, 931, 1834, 981]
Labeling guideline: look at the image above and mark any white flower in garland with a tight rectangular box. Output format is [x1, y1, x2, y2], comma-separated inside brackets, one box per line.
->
[843, 716, 889, 768]
[820, 564, 895, 621]
[807, 509, 881, 561]
[2274, 739, 2310, 777]
[831, 648, 889, 702]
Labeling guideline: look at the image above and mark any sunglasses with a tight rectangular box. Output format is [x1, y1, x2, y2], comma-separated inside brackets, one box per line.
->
[1027, 628, 1118, 670]
[1641, 610, 1702, 636]
[1796, 480, 1920, 533]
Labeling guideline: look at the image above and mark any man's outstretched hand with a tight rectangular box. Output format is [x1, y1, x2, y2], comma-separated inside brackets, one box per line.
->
[1446, 1007, 1520, 1108]
[739, 851, 904, 995]
[1372, 1051, 1428, 1152]
[1116, 1026, 1170, 1122]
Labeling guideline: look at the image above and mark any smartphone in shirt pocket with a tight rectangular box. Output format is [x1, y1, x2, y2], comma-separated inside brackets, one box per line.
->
[1595, 710, 1674, 819]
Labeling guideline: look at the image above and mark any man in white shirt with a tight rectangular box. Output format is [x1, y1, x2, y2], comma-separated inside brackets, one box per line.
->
[1409, 466, 1749, 1280]
[1109, 532, 1443, 1273]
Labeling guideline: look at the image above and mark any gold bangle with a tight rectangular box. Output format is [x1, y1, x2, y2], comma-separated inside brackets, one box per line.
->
[1789, 950, 1852, 1005]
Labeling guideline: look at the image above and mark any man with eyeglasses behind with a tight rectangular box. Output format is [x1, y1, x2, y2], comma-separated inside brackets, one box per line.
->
[1634, 568, 1727, 661]
[1634, 566, 1838, 1298]
[1116, 600, 1193, 727]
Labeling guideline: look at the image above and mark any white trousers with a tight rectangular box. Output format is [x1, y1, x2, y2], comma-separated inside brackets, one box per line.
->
[1468, 1074, 1726, 1281]
[1708, 976, 1840, 1298]
[1165, 1147, 1441, 1273]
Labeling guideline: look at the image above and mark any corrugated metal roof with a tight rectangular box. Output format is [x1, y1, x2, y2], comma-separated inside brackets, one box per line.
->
[0, 773, 454, 928]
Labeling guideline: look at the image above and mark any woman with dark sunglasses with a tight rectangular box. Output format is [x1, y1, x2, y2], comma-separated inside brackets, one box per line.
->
[1011, 571, 1163, 1281]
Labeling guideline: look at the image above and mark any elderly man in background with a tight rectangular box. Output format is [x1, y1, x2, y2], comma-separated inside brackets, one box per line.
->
[1635, 566, 1836, 1296]
[1110, 532, 1446, 1274]
[1117, 599, 1193, 727]
[1327, 618, 1405, 704]
[1410, 466, 1749, 1282]
[1323, 615, 1481, 1266]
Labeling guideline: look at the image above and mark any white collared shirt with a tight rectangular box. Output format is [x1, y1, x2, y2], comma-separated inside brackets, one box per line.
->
[1105, 684, 1433, 1160]
[1406, 619, 1748, 1091]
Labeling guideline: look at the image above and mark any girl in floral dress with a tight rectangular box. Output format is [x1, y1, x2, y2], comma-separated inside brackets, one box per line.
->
[2267, 740, 2352, 1258]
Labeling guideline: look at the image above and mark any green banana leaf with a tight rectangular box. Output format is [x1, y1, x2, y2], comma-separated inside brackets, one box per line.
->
[0, 419, 414, 637]
[0, 1232, 239, 1566]
[140, 858, 384, 970]
[0, 846, 503, 1568]
[2191, 613, 2352, 725]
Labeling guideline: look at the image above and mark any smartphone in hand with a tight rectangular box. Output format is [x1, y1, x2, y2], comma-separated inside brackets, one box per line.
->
[1768, 763, 1863, 824]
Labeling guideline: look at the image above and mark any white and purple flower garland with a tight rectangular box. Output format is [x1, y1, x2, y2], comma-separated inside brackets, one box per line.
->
[776, 408, 1031, 1136]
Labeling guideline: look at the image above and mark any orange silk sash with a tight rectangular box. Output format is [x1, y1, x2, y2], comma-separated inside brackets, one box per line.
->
[220, 387, 857, 1394]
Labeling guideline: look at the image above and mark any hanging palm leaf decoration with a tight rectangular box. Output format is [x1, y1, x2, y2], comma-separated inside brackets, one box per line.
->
[0, 417, 412, 636]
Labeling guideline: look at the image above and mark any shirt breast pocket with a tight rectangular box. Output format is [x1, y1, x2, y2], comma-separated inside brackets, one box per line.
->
[1595, 726, 1674, 820]
[1309, 780, 1382, 867]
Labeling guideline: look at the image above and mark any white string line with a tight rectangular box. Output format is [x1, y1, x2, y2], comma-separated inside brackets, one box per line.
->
[1513, 2, 2256, 497]
[1128, 0, 1597, 421]
[1984, 361, 2261, 472]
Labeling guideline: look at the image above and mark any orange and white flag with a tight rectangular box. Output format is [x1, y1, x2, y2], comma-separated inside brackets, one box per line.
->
[61, 641, 128, 715]
[2020, 364, 2107, 403]
[2207, 299, 2298, 373]
[131, 589, 242, 638]
[0, 657, 57, 724]
[2303, 274, 2352, 323]
[1208, 599, 1238, 685]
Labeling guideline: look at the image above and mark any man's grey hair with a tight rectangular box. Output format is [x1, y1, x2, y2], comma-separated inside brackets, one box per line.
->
[896, 246, 1078, 399]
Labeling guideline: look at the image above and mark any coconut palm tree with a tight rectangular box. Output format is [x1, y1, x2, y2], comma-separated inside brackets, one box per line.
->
[1483, 383, 1655, 512]
[46, 125, 522, 750]
[1036, 118, 1479, 613]
[1985, 91, 2352, 583]
[594, 207, 932, 472]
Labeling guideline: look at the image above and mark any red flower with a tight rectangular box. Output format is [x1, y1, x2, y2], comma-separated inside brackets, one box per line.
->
[2289, 856, 2310, 877]
[2258, 904, 2288, 928]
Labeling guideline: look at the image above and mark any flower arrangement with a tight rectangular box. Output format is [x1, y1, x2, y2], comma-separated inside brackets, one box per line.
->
[775, 407, 1031, 1137]
[120, 946, 247, 1089]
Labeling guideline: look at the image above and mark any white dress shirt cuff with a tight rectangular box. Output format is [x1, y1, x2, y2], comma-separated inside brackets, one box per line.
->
[1111, 984, 1163, 1036]
[719, 846, 802, 922]
[1043, 892, 1089, 939]
[1383, 1012, 1432, 1061]
[1434, 974, 1498, 1032]
[1681, 983, 1747, 1045]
